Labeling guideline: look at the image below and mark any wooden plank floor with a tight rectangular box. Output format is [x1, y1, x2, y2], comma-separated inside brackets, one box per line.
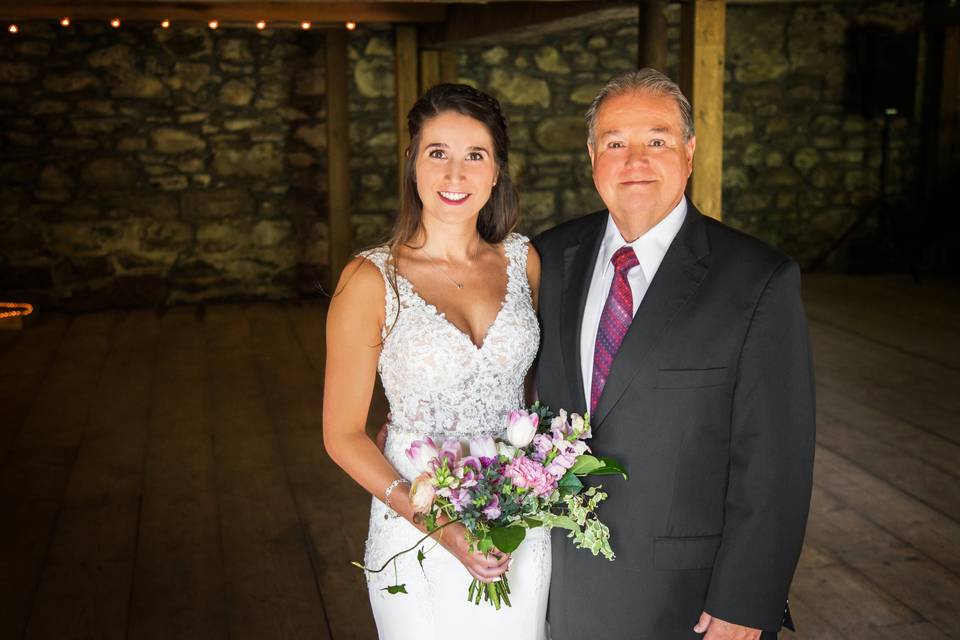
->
[0, 274, 957, 639]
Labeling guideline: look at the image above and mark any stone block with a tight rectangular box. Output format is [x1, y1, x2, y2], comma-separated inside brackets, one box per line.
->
[212, 143, 282, 178]
[149, 175, 189, 191]
[723, 167, 750, 189]
[482, 47, 509, 65]
[219, 79, 254, 106]
[112, 74, 168, 99]
[252, 220, 293, 248]
[29, 100, 68, 115]
[570, 83, 603, 105]
[489, 69, 550, 108]
[218, 39, 253, 62]
[520, 191, 557, 222]
[43, 72, 100, 93]
[792, 148, 820, 173]
[151, 127, 206, 154]
[810, 167, 839, 188]
[82, 158, 139, 189]
[0, 62, 37, 83]
[534, 47, 570, 74]
[295, 68, 325, 96]
[295, 124, 327, 149]
[182, 188, 254, 219]
[825, 150, 864, 165]
[88, 44, 135, 70]
[354, 58, 394, 98]
[169, 62, 211, 93]
[534, 117, 586, 152]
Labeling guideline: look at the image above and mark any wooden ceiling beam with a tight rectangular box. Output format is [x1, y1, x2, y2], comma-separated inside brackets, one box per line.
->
[433, 2, 635, 47]
[0, 3, 446, 24]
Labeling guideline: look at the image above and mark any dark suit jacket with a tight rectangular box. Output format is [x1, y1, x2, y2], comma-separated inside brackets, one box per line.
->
[534, 206, 815, 640]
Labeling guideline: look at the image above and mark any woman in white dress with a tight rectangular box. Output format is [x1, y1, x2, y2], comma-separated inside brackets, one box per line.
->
[323, 84, 549, 639]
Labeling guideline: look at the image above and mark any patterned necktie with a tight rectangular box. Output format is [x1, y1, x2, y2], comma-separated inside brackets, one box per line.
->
[590, 245, 639, 414]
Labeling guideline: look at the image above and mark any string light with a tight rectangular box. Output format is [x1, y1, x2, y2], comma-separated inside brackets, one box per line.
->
[208, 19, 219, 30]
[300, 21, 312, 30]
[8, 24, 18, 34]
[161, 19, 170, 29]
[345, 21, 357, 31]
[110, 18, 121, 28]
[256, 20, 266, 30]
[0, 302, 33, 320]
[60, 17, 71, 27]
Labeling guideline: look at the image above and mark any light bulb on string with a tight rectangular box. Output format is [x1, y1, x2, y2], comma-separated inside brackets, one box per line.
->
[345, 21, 357, 31]
[161, 19, 171, 29]
[60, 17, 71, 27]
[208, 20, 219, 30]
[8, 24, 18, 34]
[256, 20, 266, 30]
[301, 21, 312, 30]
[110, 18, 121, 28]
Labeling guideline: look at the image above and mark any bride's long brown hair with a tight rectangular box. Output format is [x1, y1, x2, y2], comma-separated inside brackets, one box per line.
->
[378, 83, 520, 334]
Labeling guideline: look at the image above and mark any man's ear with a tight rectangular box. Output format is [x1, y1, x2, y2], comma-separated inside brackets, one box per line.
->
[587, 141, 595, 165]
[685, 135, 696, 174]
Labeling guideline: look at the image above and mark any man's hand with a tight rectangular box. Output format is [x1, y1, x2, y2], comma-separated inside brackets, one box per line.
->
[694, 612, 761, 640]
[375, 421, 388, 453]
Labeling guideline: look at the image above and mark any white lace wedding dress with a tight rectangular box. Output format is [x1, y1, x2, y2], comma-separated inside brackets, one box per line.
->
[359, 233, 550, 640]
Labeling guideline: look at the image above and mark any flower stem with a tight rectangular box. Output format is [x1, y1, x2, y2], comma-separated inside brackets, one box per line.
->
[352, 518, 462, 574]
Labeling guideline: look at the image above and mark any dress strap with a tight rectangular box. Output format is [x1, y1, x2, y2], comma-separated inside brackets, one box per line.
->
[503, 232, 531, 294]
[357, 246, 398, 338]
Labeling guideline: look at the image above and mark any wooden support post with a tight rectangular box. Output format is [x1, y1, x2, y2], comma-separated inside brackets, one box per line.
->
[440, 49, 458, 84]
[326, 29, 352, 290]
[395, 25, 418, 197]
[935, 25, 959, 184]
[638, 0, 668, 71]
[680, 0, 725, 220]
[420, 49, 441, 94]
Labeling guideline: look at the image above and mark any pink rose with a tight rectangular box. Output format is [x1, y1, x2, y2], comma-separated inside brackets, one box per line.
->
[409, 472, 436, 513]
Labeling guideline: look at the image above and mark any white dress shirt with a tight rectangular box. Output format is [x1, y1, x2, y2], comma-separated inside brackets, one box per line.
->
[580, 197, 688, 408]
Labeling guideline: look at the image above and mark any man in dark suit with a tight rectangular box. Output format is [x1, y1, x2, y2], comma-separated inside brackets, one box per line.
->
[534, 69, 815, 640]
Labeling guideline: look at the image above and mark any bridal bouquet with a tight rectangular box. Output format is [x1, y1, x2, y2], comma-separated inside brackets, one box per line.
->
[354, 402, 626, 609]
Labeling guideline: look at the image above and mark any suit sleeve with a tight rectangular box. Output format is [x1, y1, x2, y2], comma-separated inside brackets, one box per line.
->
[704, 259, 816, 631]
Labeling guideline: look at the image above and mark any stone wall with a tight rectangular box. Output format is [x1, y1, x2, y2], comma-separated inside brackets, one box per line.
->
[1, 22, 331, 310]
[0, 1, 932, 310]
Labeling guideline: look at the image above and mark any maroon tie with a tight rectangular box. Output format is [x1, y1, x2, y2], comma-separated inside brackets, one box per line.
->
[590, 246, 639, 414]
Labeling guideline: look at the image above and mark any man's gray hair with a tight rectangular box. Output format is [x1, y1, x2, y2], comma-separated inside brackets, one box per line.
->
[585, 68, 695, 145]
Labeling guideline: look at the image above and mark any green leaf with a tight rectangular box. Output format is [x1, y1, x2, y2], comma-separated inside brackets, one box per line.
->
[522, 517, 543, 529]
[569, 454, 603, 475]
[477, 535, 495, 554]
[416, 548, 426, 571]
[545, 514, 579, 531]
[589, 456, 628, 480]
[490, 525, 527, 553]
[558, 471, 584, 496]
[382, 584, 407, 595]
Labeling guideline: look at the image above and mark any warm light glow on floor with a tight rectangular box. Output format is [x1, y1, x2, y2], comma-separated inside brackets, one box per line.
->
[0, 302, 34, 320]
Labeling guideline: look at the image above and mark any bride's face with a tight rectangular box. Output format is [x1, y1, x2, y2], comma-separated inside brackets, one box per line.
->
[414, 111, 498, 226]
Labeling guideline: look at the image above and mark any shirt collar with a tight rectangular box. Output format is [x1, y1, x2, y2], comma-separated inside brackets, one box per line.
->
[598, 197, 688, 280]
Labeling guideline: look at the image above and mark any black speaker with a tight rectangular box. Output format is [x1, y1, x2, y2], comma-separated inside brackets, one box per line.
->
[845, 26, 919, 118]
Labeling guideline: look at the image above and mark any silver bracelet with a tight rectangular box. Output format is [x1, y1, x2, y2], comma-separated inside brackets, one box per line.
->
[383, 478, 410, 519]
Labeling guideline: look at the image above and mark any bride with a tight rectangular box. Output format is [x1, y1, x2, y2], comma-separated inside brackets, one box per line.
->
[322, 84, 549, 639]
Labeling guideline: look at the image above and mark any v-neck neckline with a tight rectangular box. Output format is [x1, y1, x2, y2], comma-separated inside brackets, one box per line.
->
[394, 241, 513, 351]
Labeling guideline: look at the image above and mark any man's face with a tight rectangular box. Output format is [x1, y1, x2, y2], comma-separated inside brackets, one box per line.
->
[588, 91, 696, 234]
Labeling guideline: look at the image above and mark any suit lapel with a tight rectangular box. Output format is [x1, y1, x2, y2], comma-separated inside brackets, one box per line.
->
[592, 208, 712, 430]
[559, 213, 606, 414]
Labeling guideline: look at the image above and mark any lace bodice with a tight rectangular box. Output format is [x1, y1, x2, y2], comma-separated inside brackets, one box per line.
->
[359, 232, 540, 481]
